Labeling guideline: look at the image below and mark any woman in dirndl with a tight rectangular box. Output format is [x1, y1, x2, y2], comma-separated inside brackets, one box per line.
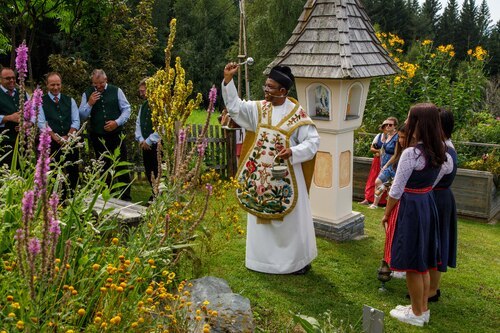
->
[428, 108, 458, 302]
[382, 103, 453, 327]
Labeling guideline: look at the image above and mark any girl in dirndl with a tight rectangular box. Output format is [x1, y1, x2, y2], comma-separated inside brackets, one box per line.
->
[428, 108, 458, 302]
[382, 103, 453, 327]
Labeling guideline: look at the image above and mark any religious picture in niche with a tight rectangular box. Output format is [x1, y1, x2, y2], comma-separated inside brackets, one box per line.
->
[314, 85, 330, 119]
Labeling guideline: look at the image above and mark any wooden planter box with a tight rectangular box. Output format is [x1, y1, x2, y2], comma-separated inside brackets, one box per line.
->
[353, 157, 499, 222]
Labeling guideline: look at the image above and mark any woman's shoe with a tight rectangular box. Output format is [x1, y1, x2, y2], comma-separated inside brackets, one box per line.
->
[359, 200, 370, 205]
[368, 204, 378, 209]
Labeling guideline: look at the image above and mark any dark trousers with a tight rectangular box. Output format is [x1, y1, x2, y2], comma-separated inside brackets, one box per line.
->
[89, 132, 132, 201]
[143, 143, 159, 186]
[51, 141, 79, 199]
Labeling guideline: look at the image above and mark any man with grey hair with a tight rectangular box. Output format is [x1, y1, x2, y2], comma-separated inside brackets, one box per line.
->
[79, 69, 132, 201]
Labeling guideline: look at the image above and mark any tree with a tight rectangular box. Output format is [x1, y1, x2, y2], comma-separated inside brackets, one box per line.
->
[436, 0, 459, 46]
[245, 0, 305, 98]
[456, 0, 480, 58]
[477, 0, 492, 45]
[486, 21, 500, 76]
[53, 0, 158, 102]
[0, 0, 71, 83]
[420, 0, 442, 38]
[172, 0, 239, 101]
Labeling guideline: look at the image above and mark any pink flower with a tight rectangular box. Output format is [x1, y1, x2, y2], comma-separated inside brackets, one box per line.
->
[15, 42, 29, 80]
[49, 218, 61, 236]
[49, 193, 59, 214]
[256, 184, 266, 196]
[178, 128, 186, 145]
[22, 190, 36, 222]
[197, 139, 207, 157]
[207, 86, 217, 113]
[205, 183, 213, 195]
[31, 88, 43, 116]
[28, 238, 41, 256]
[34, 128, 52, 196]
[14, 228, 24, 240]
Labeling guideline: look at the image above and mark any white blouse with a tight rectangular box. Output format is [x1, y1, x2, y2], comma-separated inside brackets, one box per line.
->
[388, 145, 453, 199]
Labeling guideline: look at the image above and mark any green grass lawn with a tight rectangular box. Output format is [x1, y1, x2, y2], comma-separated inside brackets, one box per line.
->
[186, 108, 222, 125]
[131, 181, 499, 332]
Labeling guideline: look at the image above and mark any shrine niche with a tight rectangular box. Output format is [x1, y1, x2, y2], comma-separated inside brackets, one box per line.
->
[308, 83, 331, 120]
[345, 83, 363, 120]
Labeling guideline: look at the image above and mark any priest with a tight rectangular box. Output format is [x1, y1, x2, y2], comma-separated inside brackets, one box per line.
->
[222, 63, 319, 274]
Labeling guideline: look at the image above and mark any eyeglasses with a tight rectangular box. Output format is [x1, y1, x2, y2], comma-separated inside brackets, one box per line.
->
[262, 85, 281, 92]
[1, 76, 15, 81]
[382, 123, 394, 127]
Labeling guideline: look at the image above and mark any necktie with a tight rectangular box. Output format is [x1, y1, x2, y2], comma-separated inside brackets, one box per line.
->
[8, 90, 13, 97]
[54, 96, 59, 104]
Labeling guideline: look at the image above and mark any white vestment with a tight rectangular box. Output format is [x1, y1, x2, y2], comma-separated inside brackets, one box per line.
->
[222, 80, 319, 274]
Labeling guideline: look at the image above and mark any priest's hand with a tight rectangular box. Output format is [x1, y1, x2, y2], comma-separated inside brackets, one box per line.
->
[277, 148, 292, 160]
[223, 63, 239, 85]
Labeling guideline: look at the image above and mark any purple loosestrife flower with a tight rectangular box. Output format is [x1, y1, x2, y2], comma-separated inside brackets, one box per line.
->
[48, 193, 61, 236]
[34, 128, 52, 196]
[30, 88, 43, 118]
[28, 238, 41, 256]
[15, 42, 29, 80]
[178, 128, 186, 145]
[197, 139, 207, 157]
[22, 190, 36, 222]
[205, 183, 213, 195]
[49, 218, 61, 236]
[14, 228, 24, 240]
[24, 99, 33, 123]
[208, 86, 217, 113]
[49, 193, 59, 214]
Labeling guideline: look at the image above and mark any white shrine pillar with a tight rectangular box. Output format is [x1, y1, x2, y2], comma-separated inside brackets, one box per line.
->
[295, 78, 371, 241]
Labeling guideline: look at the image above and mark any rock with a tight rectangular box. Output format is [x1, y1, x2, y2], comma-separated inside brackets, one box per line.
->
[188, 276, 254, 333]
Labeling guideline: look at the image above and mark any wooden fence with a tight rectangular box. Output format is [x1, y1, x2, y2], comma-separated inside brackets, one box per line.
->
[187, 124, 238, 178]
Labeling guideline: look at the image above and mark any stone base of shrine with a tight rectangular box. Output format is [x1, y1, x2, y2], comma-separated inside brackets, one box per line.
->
[313, 212, 365, 242]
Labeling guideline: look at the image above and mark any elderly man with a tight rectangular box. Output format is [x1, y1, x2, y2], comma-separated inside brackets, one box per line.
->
[79, 69, 132, 201]
[39, 72, 80, 194]
[0, 67, 27, 168]
[222, 63, 320, 275]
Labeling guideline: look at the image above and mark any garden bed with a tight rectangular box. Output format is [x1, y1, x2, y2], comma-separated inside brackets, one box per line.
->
[353, 157, 499, 222]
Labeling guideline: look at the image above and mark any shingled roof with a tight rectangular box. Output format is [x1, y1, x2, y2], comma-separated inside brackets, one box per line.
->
[266, 0, 400, 79]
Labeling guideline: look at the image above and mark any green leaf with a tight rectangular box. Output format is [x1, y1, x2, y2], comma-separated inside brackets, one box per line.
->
[292, 314, 322, 333]
[102, 188, 111, 201]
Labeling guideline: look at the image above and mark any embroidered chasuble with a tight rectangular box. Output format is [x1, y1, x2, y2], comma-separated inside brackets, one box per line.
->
[222, 78, 319, 274]
[236, 99, 315, 222]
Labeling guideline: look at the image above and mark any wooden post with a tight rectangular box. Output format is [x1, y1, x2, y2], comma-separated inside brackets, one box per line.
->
[225, 129, 238, 178]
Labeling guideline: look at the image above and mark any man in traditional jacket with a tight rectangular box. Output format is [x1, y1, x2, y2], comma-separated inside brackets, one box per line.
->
[222, 63, 320, 274]
[135, 78, 160, 199]
[79, 69, 132, 201]
[39, 72, 80, 194]
[0, 67, 23, 167]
